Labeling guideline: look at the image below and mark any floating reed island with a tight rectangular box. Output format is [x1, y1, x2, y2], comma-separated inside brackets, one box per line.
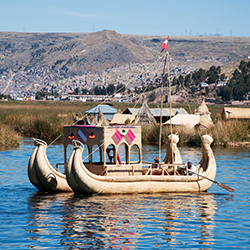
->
[0, 100, 249, 147]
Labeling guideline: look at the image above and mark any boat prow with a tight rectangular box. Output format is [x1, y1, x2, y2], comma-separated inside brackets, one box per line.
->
[28, 138, 72, 192]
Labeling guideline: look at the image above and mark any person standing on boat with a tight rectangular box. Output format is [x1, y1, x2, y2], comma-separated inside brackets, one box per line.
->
[187, 161, 197, 175]
[152, 157, 159, 168]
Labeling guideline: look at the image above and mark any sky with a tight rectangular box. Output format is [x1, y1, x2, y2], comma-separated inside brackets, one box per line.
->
[1, 0, 250, 37]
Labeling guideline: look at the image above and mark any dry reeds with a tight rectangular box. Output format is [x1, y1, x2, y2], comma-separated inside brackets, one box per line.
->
[0, 101, 249, 147]
[0, 124, 21, 147]
[0, 101, 78, 144]
[142, 124, 202, 146]
[211, 120, 250, 146]
[142, 119, 250, 147]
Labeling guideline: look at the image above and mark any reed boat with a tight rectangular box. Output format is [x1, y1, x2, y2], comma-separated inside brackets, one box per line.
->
[64, 125, 216, 194]
[28, 138, 72, 192]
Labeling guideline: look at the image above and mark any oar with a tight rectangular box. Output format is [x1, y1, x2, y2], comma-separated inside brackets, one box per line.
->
[189, 170, 235, 193]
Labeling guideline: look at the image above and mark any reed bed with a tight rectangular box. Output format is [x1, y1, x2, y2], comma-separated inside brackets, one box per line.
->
[0, 101, 249, 147]
[211, 120, 250, 146]
[142, 120, 250, 147]
[0, 101, 83, 144]
[0, 124, 21, 147]
[141, 124, 201, 146]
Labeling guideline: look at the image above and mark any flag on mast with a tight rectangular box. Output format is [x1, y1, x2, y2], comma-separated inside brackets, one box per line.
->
[160, 36, 169, 53]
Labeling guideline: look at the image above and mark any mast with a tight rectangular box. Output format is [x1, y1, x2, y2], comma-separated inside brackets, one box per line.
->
[167, 52, 174, 163]
[158, 52, 168, 161]
[159, 36, 173, 163]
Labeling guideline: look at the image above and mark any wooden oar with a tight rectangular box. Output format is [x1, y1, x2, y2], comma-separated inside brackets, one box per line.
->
[189, 170, 235, 193]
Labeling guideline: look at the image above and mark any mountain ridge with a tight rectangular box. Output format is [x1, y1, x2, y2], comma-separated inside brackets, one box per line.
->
[1, 30, 250, 76]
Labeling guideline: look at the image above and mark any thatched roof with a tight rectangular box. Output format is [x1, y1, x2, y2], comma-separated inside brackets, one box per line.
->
[164, 114, 214, 129]
[195, 99, 210, 115]
[164, 114, 200, 128]
[199, 116, 214, 129]
[86, 114, 97, 125]
[135, 96, 157, 125]
[110, 113, 135, 125]
[194, 99, 213, 122]
[97, 107, 109, 126]
[221, 107, 250, 120]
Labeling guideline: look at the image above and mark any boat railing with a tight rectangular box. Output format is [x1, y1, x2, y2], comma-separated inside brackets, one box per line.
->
[142, 161, 188, 176]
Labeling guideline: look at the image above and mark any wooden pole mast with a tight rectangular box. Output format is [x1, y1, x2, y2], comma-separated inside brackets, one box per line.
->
[158, 52, 168, 161]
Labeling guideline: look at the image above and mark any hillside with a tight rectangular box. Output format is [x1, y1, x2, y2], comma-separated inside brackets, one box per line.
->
[0, 30, 156, 75]
[1, 30, 250, 76]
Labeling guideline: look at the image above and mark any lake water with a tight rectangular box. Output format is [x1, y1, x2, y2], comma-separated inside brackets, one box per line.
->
[0, 137, 250, 249]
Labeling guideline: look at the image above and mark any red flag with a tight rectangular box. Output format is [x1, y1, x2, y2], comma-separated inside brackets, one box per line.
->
[160, 36, 169, 53]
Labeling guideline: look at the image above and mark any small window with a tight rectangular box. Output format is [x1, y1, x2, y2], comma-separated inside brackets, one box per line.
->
[92, 144, 103, 163]
[130, 144, 140, 163]
[82, 144, 90, 163]
[117, 143, 128, 164]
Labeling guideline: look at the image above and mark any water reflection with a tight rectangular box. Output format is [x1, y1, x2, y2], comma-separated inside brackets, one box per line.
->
[162, 194, 216, 246]
[27, 192, 216, 249]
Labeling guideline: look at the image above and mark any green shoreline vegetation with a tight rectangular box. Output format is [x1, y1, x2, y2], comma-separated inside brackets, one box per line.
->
[0, 100, 249, 148]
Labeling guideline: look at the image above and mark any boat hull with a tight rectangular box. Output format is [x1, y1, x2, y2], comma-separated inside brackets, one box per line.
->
[28, 139, 72, 192]
[66, 135, 216, 194]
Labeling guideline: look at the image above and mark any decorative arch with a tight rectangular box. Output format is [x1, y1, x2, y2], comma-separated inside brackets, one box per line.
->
[106, 144, 116, 164]
[130, 144, 140, 163]
[117, 142, 128, 164]
[90, 144, 103, 163]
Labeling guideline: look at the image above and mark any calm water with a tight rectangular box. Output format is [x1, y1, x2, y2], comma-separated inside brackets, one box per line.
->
[0, 137, 250, 249]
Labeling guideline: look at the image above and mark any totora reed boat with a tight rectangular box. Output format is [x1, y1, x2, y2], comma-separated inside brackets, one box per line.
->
[65, 125, 216, 194]
[28, 125, 217, 194]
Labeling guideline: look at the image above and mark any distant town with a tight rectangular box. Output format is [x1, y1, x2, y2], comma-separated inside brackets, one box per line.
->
[0, 61, 193, 102]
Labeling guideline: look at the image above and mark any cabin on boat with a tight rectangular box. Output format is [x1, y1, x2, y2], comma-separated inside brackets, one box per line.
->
[63, 125, 143, 176]
[221, 107, 250, 121]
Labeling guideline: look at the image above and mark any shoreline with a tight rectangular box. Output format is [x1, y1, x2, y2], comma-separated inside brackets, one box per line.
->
[228, 141, 250, 148]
